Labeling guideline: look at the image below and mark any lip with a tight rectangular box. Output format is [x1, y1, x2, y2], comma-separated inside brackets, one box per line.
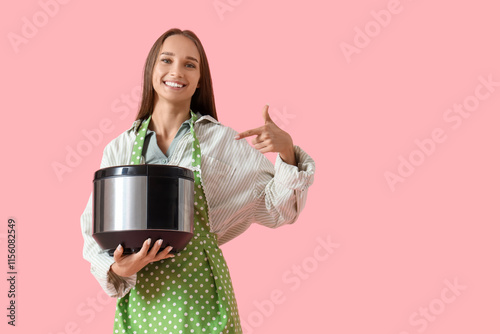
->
[163, 80, 187, 89]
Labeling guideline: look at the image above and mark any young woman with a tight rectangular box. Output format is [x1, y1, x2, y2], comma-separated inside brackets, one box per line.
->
[80, 28, 315, 333]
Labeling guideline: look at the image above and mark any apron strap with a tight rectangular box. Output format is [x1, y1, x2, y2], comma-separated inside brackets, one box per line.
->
[129, 115, 152, 165]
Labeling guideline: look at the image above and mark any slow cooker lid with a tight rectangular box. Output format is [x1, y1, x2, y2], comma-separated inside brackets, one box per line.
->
[94, 164, 194, 181]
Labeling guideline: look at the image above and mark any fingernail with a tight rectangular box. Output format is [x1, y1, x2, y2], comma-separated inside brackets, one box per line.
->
[157, 239, 163, 245]
[117, 244, 123, 250]
[167, 246, 173, 251]
[147, 238, 151, 245]
[234, 135, 240, 140]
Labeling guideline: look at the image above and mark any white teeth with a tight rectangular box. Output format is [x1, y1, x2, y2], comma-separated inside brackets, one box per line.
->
[164, 81, 184, 88]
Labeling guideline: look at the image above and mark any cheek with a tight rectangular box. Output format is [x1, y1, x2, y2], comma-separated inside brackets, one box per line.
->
[152, 69, 161, 81]
[151, 73, 163, 94]
[152, 69, 164, 87]
[193, 73, 201, 87]
[151, 76, 160, 90]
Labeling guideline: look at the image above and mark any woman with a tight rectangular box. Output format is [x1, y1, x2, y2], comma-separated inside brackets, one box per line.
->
[80, 28, 315, 333]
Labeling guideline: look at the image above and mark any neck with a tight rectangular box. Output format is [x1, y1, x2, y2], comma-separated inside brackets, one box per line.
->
[150, 98, 191, 137]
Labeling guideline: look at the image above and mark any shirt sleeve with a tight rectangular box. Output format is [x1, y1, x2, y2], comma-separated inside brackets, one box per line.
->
[252, 145, 315, 228]
[80, 141, 137, 298]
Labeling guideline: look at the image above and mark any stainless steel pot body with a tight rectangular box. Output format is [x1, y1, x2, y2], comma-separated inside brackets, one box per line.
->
[92, 165, 194, 255]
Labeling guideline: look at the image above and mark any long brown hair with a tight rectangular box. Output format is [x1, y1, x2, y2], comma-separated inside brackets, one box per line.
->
[135, 28, 217, 121]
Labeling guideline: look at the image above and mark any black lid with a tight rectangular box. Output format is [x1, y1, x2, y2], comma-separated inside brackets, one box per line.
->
[94, 164, 194, 181]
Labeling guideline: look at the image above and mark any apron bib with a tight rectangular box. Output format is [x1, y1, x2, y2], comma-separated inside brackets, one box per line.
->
[113, 112, 242, 334]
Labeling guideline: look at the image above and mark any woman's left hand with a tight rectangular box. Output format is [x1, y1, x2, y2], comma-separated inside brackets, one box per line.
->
[235, 105, 297, 166]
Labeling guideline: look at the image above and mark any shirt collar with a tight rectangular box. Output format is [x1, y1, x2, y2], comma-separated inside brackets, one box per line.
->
[130, 112, 219, 135]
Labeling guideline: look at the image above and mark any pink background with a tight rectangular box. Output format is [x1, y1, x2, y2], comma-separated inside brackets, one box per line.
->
[2, 0, 499, 333]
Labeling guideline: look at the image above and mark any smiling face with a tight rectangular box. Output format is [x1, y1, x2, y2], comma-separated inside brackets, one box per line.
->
[151, 34, 201, 107]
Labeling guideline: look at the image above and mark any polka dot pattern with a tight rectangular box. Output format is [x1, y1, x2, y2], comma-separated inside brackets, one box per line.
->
[129, 116, 151, 165]
[114, 112, 242, 333]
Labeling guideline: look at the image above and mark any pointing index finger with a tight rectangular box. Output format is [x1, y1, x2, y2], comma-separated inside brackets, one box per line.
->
[235, 126, 264, 140]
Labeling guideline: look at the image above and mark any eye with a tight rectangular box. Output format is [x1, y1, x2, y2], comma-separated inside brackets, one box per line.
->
[186, 63, 196, 68]
[161, 58, 172, 64]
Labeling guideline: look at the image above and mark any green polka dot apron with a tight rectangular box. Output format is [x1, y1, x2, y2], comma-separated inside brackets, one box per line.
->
[113, 112, 242, 334]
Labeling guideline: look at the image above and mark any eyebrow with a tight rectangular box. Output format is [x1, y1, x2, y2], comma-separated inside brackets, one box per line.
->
[160, 52, 199, 63]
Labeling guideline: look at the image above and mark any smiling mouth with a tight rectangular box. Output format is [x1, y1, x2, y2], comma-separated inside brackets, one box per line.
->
[164, 81, 186, 88]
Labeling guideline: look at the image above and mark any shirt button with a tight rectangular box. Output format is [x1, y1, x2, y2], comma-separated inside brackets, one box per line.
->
[161, 159, 167, 164]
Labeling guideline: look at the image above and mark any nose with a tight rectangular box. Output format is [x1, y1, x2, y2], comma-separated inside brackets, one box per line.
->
[168, 61, 184, 78]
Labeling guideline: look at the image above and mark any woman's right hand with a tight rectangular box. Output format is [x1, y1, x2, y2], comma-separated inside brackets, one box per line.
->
[110, 238, 175, 277]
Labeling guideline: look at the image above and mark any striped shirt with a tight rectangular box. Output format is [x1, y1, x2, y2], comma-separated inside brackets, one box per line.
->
[80, 114, 315, 298]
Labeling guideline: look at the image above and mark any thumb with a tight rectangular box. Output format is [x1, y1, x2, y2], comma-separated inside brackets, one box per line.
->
[262, 104, 273, 123]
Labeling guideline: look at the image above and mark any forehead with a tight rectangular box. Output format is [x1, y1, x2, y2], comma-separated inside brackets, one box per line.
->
[160, 34, 200, 59]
